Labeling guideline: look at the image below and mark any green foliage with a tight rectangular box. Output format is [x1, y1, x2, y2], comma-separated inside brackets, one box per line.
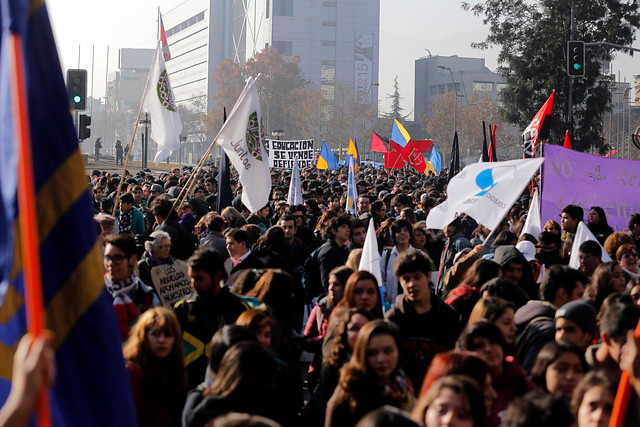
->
[381, 75, 410, 125]
[462, 0, 640, 153]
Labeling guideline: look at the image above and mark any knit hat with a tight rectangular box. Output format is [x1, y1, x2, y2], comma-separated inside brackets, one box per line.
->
[555, 299, 597, 335]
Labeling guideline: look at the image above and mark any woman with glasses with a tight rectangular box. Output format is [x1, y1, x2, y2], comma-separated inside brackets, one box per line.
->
[617, 243, 640, 281]
[138, 230, 175, 295]
[543, 220, 561, 236]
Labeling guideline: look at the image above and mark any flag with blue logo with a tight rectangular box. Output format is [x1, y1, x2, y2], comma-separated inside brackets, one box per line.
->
[345, 138, 359, 173]
[390, 118, 411, 147]
[426, 158, 544, 231]
[0, 0, 137, 425]
[317, 141, 338, 170]
[426, 147, 442, 176]
[346, 157, 358, 216]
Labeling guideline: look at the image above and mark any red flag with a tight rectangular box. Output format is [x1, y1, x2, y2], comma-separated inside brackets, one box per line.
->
[160, 13, 171, 61]
[371, 132, 391, 152]
[384, 140, 406, 169]
[604, 150, 617, 158]
[563, 130, 572, 149]
[400, 140, 430, 174]
[410, 139, 432, 153]
[523, 91, 554, 158]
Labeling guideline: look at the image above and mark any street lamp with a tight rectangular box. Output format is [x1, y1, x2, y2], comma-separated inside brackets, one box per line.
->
[437, 65, 463, 139]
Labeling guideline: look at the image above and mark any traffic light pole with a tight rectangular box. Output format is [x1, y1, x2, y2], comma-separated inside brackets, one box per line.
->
[568, 1, 575, 140]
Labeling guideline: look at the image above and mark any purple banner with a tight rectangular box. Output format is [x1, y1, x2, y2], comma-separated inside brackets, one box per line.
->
[541, 144, 640, 231]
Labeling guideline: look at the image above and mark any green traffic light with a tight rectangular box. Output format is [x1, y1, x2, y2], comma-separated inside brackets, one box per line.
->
[574, 64, 581, 70]
[74, 95, 82, 103]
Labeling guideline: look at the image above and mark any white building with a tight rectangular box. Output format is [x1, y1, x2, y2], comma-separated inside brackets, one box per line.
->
[164, 0, 380, 115]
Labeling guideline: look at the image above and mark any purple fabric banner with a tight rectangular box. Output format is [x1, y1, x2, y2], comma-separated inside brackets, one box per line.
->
[541, 144, 640, 231]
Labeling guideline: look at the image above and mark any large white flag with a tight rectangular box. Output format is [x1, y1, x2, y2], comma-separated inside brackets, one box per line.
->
[142, 42, 182, 163]
[214, 76, 271, 213]
[359, 218, 383, 296]
[568, 222, 613, 269]
[427, 158, 544, 231]
[520, 188, 541, 238]
[287, 157, 303, 205]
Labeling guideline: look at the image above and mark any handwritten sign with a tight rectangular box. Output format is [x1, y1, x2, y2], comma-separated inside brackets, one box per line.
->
[150, 260, 192, 307]
[267, 139, 315, 169]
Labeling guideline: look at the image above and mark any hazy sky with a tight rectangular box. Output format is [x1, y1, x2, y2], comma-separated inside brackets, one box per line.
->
[46, 0, 639, 120]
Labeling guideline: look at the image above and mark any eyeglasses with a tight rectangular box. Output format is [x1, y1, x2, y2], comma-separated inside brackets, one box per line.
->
[623, 252, 639, 259]
[547, 227, 560, 231]
[104, 254, 127, 264]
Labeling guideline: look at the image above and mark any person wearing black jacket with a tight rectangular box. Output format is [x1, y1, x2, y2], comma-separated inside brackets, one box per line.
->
[317, 216, 351, 292]
[150, 196, 195, 261]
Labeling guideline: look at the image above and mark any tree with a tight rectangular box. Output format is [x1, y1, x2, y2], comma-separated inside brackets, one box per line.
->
[463, 0, 640, 153]
[381, 75, 410, 126]
[204, 47, 309, 141]
[425, 91, 519, 162]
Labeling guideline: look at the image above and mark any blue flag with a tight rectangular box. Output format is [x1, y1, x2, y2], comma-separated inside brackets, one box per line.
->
[317, 141, 338, 170]
[426, 146, 442, 176]
[0, 1, 137, 425]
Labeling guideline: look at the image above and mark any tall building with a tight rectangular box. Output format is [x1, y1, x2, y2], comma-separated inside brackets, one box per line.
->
[106, 48, 155, 111]
[414, 55, 505, 124]
[164, 0, 380, 116]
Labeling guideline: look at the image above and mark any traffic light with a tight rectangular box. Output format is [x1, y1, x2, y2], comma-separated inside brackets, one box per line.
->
[67, 69, 87, 110]
[567, 41, 585, 77]
[79, 114, 91, 140]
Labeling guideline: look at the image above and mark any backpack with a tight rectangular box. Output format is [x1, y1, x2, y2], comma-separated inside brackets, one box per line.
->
[302, 247, 323, 302]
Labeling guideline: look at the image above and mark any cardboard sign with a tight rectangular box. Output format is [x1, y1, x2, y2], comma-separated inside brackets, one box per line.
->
[150, 260, 192, 307]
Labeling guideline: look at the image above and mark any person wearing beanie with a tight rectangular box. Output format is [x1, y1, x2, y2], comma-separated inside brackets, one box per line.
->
[555, 299, 597, 350]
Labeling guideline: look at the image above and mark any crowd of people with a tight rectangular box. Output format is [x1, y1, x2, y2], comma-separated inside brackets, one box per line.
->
[14, 163, 640, 427]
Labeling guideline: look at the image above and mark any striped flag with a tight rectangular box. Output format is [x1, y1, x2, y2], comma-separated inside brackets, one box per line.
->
[160, 11, 171, 61]
[0, 0, 137, 425]
[346, 157, 358, 216]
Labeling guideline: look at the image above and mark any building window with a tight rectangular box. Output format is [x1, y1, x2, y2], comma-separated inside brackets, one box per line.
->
[273, 0, 293, 16]
[166, 11, 205, 37]
[273, 41, 293, 56]
[473, 81, 494, 92]
[429, 86, 436, 95]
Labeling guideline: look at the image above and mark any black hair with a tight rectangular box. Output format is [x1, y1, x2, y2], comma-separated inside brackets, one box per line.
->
[579, 240, 602, 257]
[187, 247, 228, 281]
[540, 265, 588, 303]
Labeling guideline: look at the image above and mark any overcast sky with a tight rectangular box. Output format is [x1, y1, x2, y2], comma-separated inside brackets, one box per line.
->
[47, 0, 639, 120]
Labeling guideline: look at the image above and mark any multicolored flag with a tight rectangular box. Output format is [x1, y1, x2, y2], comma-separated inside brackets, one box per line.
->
[0, 0, 138, 425]
[317, 141, 338, 170]
[371, 132, 391, 153]
[489, 124, 497, 162]
[159, 11, 171, 61]
[425, 147, 442, 176]
[346, 138, 360, 173]
[346, 157, 358, 216]
[215, 75, 271, 213]
[523, 91, 554, 158]
[399, 140, 432, 174]
[142, 41, 182, 163]
[390, 118, 411, 147]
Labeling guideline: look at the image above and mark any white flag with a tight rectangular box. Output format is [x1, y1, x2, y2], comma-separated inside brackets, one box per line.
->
[214, 76, 271, 213]
[568, 222, 612, 269]
[359, 218, 383, 294]
[346, 157, 358, 216]
[142, 42, 182, 164]
[287, 157, 303, 205]
[521, 188, 541, 238]
[427, 158, 544, 231]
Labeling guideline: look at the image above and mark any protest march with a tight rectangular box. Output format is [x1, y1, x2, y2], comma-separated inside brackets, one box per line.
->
[4, 1, 640, 427]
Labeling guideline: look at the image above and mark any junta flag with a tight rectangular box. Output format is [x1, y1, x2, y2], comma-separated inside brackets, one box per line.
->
[159, 11, 171, 61]
[214, 76, 271, 213]
[142, 41, 182, 163]
[523, 91, 554, 158]
[427, 158, 544, 231]
[1, 0, 137, 424]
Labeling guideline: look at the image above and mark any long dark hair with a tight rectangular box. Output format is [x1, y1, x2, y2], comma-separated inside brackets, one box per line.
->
[335, 270, 384, 318]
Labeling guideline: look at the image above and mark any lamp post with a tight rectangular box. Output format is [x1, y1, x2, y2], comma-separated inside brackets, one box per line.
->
[437, 65, 462, 139]
[365, 82, 379, 161]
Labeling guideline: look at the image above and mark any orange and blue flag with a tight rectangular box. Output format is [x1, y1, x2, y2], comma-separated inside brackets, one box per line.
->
[317, 141, 338, 170]
[346, 157, 358, 216]
[0, 0, 137, 425]
[345, 138, 359, 173]
[390, 118, 411, 147]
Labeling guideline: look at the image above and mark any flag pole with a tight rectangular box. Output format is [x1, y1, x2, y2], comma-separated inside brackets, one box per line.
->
[609, 320, 640, 427]
[8, 32, 52, 427]
[111, 42, 160, 216]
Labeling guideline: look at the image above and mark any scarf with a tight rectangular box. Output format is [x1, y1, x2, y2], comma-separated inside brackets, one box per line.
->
[105, 271, 141, 338]
[119, 208, 133, 232]
[382, 371, 415, 411]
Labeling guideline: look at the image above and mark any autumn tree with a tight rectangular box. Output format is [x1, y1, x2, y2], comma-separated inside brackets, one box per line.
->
[425, 90, 519, 161]
[463, 0, 640, 153]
